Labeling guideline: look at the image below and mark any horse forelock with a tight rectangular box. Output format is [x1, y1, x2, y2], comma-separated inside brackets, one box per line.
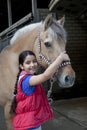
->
[10, 22, 42, 45]
[52, 19, 67, 42]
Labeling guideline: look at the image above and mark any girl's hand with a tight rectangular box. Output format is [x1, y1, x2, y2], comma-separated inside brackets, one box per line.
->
[57, 51, 70, 64]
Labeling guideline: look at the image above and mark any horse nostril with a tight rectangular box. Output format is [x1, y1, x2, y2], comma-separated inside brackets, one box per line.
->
[65, 75, 70, 82]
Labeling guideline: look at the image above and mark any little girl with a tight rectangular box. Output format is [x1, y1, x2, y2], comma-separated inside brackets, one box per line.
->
[10, 50, 70, 130]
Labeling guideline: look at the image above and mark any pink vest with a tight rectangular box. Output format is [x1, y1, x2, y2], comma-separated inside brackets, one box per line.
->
[13, 71, 53, 130]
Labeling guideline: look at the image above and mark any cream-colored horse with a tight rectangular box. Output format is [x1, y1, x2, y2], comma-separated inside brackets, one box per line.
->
[0, 14, 75, 130]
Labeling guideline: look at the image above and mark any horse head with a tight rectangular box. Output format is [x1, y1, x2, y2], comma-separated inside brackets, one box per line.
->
[34, 14, 75, 88]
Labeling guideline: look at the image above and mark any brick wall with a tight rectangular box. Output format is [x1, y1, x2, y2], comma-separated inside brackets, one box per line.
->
[65, 15, 87, 85]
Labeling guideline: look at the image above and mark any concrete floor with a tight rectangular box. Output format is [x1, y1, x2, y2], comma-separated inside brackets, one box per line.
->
[0, 97, 87, 130]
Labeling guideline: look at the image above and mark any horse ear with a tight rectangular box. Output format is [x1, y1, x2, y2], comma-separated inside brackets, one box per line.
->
[57, 15, 65, 26]
[43, 14, 53, 31]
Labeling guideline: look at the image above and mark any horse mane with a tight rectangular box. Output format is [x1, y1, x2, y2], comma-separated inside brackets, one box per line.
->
[10, 16, 67, 46]
[10, 22, 42, 45]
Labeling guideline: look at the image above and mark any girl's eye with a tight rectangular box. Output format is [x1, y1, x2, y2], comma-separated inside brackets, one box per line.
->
[26, 61, 31, 64]
[25, 60, 37, 64]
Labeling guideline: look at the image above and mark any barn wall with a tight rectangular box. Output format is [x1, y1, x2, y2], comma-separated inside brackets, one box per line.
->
[0, 13, 33, 51]
[65, 15, 87, 86]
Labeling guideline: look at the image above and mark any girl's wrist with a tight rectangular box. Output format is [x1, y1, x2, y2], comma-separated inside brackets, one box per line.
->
[56, 56, 63, 65]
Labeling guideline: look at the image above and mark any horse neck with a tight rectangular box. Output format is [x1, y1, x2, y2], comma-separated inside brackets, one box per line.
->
[10, 27, 39, 55]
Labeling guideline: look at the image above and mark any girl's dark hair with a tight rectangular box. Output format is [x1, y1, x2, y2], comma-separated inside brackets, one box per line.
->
[10, 50, 35, 114]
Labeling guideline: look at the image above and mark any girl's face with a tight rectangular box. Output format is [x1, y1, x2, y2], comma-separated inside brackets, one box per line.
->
[20, 55, 38, 75]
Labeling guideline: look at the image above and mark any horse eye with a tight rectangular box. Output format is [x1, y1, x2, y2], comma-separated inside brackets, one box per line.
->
[44, 42, 51, 47]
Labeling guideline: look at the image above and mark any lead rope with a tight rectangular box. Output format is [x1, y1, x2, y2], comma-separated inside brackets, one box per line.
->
[47, 76, 56, 105]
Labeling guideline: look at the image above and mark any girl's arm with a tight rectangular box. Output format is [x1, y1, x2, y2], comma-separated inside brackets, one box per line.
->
[29, 51, 70, 86]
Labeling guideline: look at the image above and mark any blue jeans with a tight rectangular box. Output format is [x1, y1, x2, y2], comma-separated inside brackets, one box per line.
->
[27, 126, 42, 130]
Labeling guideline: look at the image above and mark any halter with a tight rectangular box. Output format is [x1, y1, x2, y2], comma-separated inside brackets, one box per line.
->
[37, 29, 71, 104]
[37, 28, 51, 65]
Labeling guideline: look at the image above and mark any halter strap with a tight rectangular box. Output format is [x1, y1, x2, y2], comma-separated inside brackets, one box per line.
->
[59, 61, 71, 68]
[37, 29, 51, 66]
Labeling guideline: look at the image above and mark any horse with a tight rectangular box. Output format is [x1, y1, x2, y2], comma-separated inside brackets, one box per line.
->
[0, 14, 75, 130]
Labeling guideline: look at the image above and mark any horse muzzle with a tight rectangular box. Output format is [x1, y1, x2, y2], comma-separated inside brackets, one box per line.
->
[57, 64, 76, 88]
